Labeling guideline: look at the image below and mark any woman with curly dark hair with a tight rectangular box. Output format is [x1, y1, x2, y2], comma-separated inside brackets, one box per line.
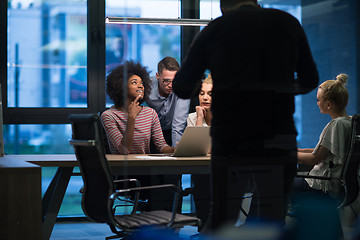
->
[101, 60, 175, 154]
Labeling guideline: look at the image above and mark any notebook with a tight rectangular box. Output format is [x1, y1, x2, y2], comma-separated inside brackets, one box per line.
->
[150, 126, 211, 157]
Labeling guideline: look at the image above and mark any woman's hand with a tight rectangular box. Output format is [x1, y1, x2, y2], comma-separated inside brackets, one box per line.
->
[122, 95, 142, 152]
[196, 106, 206, 118]
[195, 106, 206, 126]
[128, 95, 142, 120]
[162, 146, 176, 153]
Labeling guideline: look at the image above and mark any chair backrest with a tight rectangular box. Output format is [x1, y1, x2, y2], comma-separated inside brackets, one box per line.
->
[339, 114, 360, 208]
[68, 113, 116, 224]
[98, 111, 111, 154]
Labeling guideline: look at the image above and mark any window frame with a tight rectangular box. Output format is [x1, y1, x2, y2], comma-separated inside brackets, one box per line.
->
[2, 0, 200, 125]
[2, 0, 106, 125]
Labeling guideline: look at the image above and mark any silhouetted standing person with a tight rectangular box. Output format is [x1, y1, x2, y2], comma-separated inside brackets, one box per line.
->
[173, 0, 319, 230]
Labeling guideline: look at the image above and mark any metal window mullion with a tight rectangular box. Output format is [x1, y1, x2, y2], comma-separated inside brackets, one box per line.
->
[88, 0, 106, 113]
[181, 0, 201, 62]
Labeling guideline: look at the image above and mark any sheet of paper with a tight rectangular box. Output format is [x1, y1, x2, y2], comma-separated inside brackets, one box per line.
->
[135, 155, 177, 160]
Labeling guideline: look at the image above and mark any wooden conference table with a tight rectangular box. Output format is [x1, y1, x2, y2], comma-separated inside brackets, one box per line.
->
[1, 154, 210, 240]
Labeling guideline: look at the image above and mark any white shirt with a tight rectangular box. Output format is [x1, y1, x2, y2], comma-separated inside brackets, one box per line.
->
[187, 112, 209, 127]
[306, 116, 352, 196]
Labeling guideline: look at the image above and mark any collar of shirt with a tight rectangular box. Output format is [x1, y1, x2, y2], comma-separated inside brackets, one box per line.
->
[150, 76, 174, 100]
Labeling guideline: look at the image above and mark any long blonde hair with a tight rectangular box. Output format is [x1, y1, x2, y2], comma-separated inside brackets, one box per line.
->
[319, 73, 349, 111]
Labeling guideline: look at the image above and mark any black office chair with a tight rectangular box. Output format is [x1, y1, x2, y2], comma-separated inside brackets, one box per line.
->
[296, 114, 360, 209]
[68, 113, 201, 240]
[97, 111, 111, 154]
[97, 111, 186, 213]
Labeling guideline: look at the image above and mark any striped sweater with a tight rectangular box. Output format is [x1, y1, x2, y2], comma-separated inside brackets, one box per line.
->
[101, 106, 168, 154]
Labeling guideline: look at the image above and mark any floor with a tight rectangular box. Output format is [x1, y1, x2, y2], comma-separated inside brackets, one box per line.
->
[50, 213, 359, 240]
[50, 198, 360, 240]
[50, 222, 199, 240]
[51, 222, 115, 240]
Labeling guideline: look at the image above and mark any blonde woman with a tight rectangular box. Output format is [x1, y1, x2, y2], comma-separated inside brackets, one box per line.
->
[295, 73, 352, 197]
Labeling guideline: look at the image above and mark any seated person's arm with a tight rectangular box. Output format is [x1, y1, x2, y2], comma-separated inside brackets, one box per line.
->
[122, 114, 136, 152]
[151, 110, 175, 154]
[171, 98, 190, 147]
[101, 114, 129, 154]
[297, 145, 330, 165]
[298, 148, 314, 153]
[121, 97, 142, 151]
[195, 106, 206, 126]
[162, 145, 175, 153]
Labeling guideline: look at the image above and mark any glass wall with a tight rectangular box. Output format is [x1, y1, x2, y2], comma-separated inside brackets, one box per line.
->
[6, 0, 90, 217]
[7, 0, 88, 108]
[298, 0, 359, 147]
[200, 0, 221, 19]
[3, 0, 360, 217]
[105, 0, 182, 106]
[5, 0, 359, 152]
[4, 124, 73, 154]
[105, 0, 197, 212]
[6, 0, 88, 156]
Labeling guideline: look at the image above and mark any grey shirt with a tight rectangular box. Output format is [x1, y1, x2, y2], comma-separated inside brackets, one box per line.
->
[146, 77, 190, 147]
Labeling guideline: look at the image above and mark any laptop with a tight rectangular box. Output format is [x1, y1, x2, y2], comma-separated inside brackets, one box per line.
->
[150, 126, 211, 157]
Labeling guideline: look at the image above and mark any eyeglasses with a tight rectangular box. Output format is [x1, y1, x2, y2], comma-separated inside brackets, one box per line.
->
[162, 79, 173, 85]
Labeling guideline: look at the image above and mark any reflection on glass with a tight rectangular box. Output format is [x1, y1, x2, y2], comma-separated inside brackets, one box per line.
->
[7, 0, 352, 218]
[105, 0, 181, 106]
[105, 24, 181, 73]
[104, 1, 191, 212]
[3, 124, 73, 154]
[200, 0, 221, 20]
[7, 0, 88, 108]
[106, 0, 181, 19]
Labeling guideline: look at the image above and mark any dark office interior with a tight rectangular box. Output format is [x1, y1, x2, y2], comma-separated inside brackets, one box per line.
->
[1, 0, 360, 239]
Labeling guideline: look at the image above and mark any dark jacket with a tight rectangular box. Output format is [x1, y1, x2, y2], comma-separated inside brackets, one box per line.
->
[173, 4, 319, 147]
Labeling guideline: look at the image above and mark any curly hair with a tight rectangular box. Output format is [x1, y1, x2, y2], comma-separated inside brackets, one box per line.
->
[106, 60, 152, 108]
[319, 73, 349, 111]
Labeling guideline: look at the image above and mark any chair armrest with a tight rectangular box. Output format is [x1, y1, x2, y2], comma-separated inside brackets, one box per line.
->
[113, 178, 141, 188]
[111, 179, 142, 214]
[113, 178, 140, 184]
[110, 184, 179, 199]
[109, 184, 180, 226]
[296, 174, 332, 181]
[296, 174, 343, 185]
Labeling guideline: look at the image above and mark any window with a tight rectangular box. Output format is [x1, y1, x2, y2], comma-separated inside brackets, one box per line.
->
[7, 0, 91, 111]
[4, 0, 104, 128]
[200, 0, 221, 19]
[7, 2, 87, 108]
[105, 0, 183, 106]
[4, 124, 73, 154]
